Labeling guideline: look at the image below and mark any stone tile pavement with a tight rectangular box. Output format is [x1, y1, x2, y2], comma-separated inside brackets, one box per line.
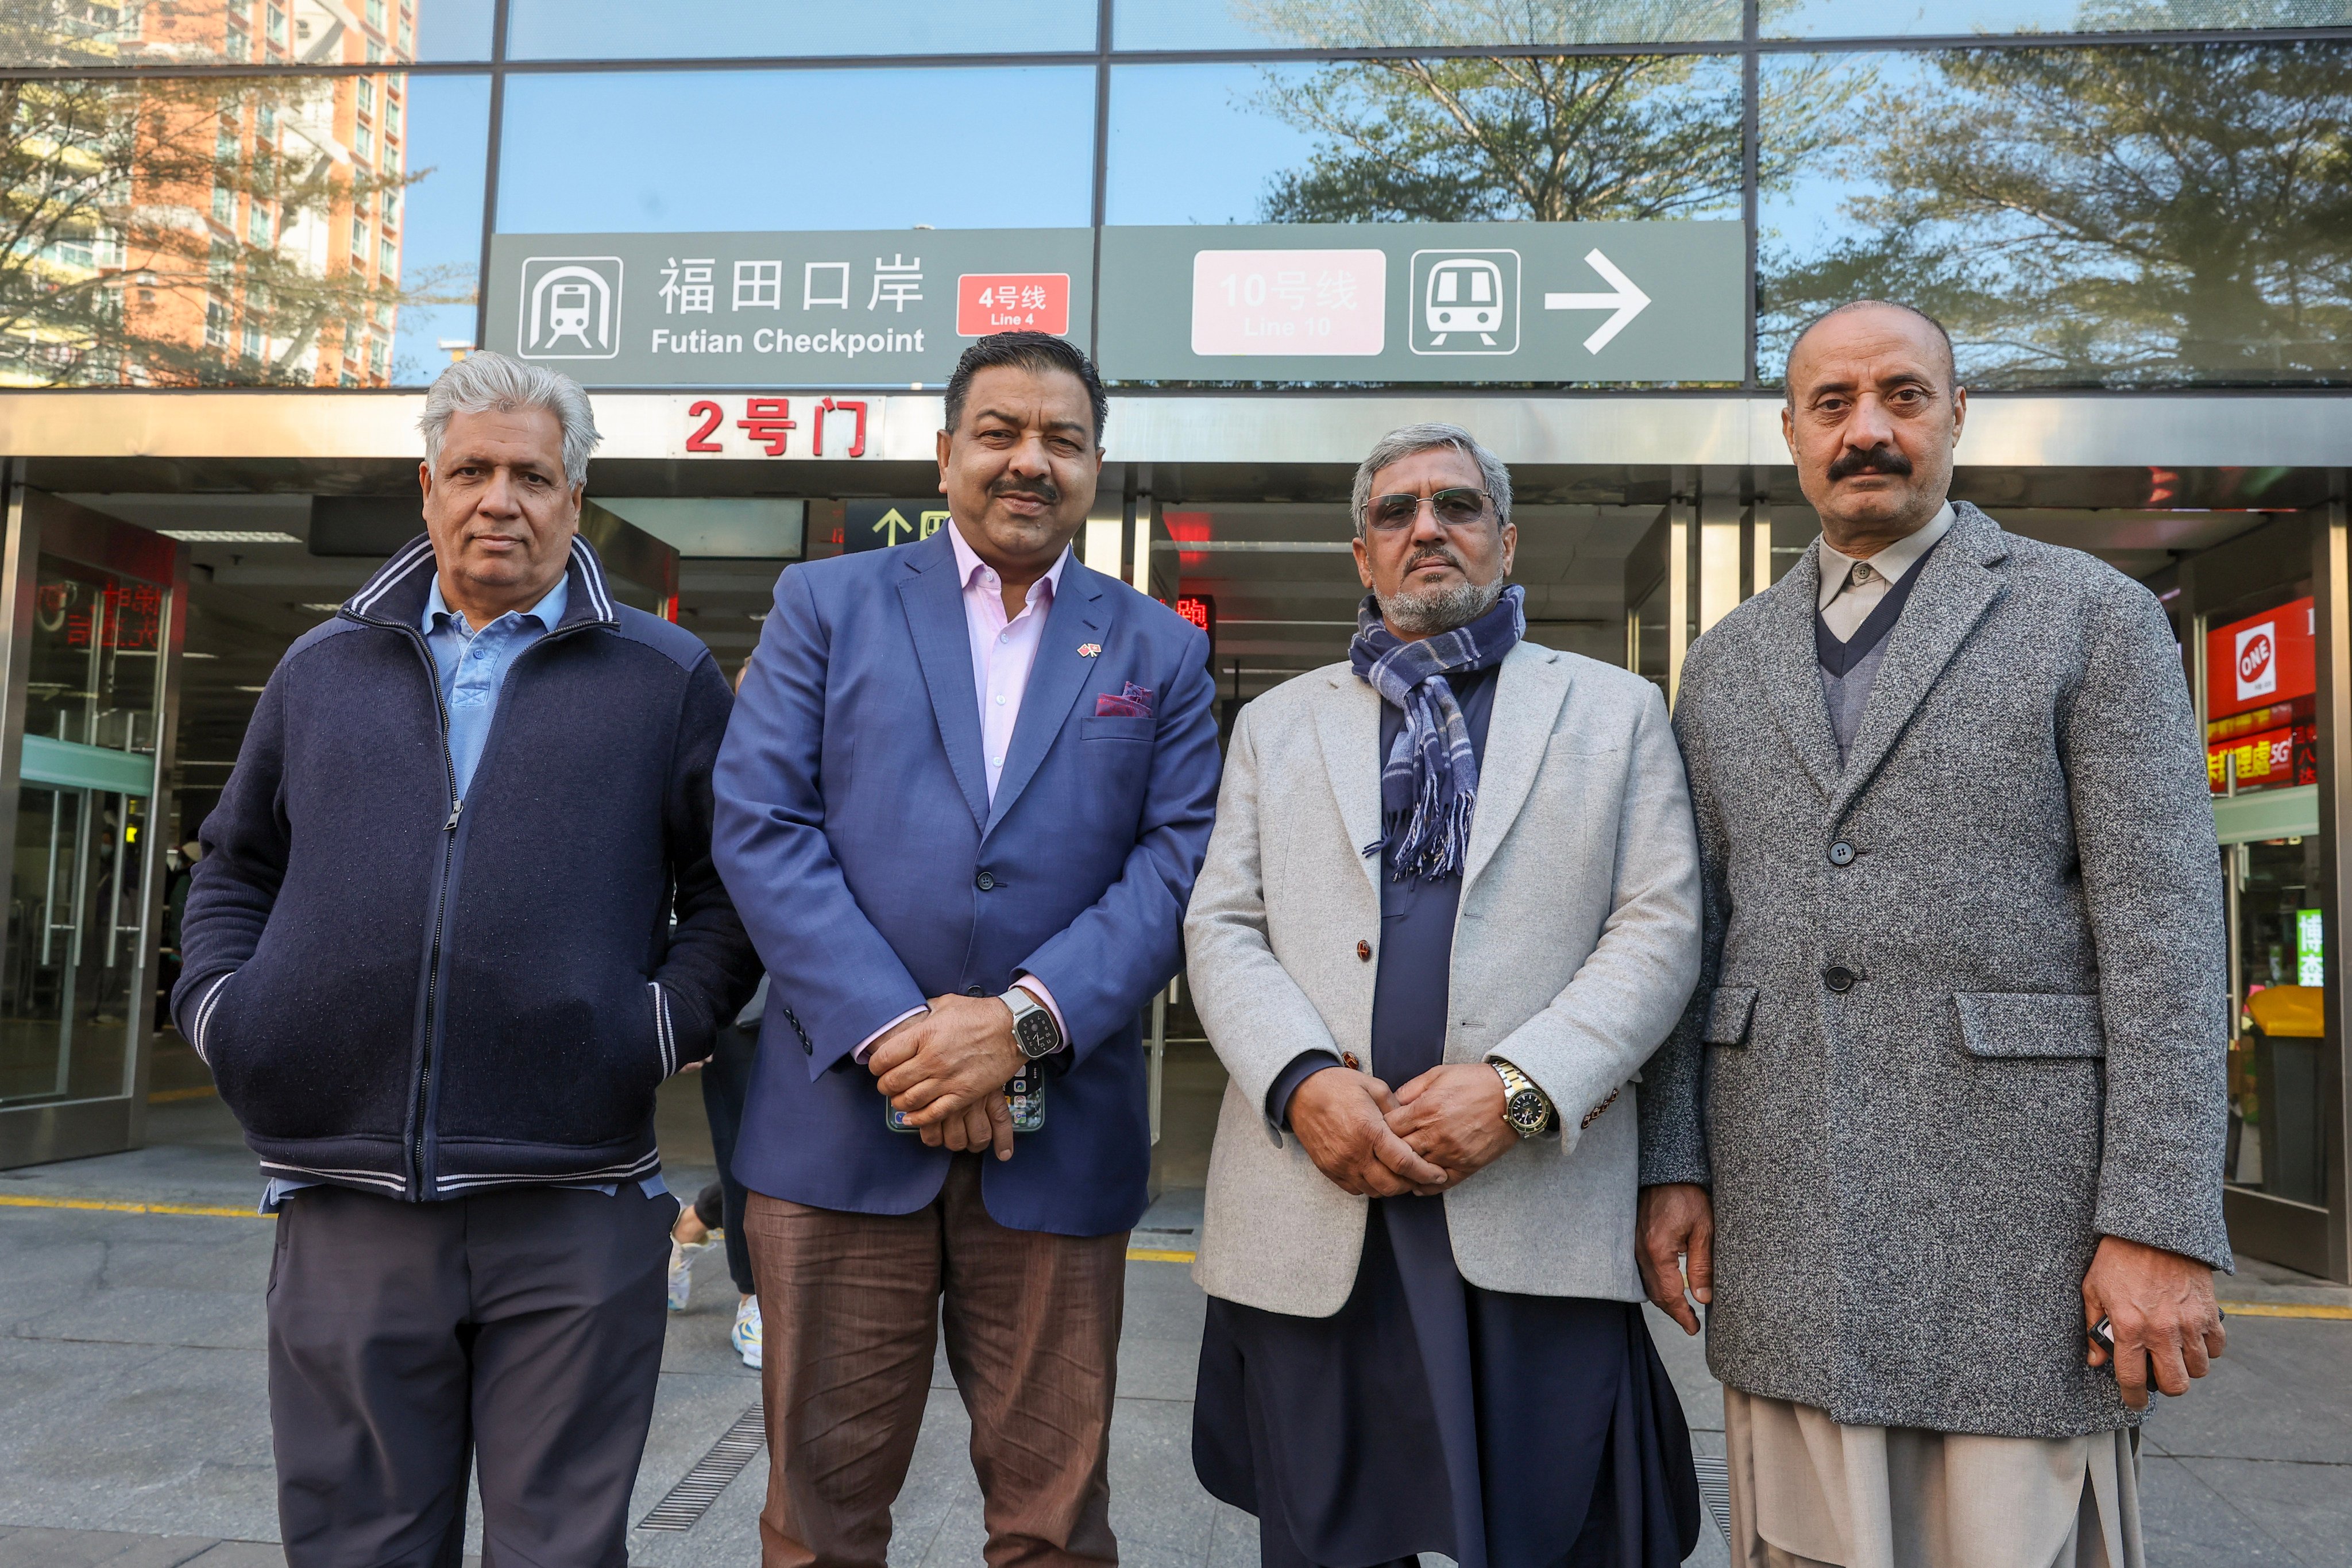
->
[3, 1083, 2348, 1566]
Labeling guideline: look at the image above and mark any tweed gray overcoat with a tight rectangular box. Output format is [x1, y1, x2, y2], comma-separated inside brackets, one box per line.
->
[1639, 502, 2230, 1439]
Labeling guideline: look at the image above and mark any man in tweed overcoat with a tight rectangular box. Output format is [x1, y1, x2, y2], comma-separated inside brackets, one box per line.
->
[1638, 300, 2230, 1568]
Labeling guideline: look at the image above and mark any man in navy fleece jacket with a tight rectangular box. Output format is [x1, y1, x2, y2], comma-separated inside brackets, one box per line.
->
[175, 351, 757, 1568]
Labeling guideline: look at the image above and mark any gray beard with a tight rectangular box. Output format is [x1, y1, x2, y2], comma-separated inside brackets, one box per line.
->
[1377, 574, 1505, 637]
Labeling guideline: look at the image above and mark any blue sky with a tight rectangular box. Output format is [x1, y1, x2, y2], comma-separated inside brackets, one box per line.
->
[411, 0, 494, 60]
[1106, 64, 1325, 225]
[1755, 53, 1932, 269]
[389, 74, 491, 384]
[495, 67, 1097, 233]
[504, 0, 1095, 59]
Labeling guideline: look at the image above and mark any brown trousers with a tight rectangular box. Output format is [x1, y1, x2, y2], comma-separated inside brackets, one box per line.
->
[744, 1156, 1128, 1568]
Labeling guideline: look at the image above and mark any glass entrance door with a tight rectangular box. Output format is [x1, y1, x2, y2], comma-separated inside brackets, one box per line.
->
[0, 483, 184, 1168]
[2, 785, 148, 1107]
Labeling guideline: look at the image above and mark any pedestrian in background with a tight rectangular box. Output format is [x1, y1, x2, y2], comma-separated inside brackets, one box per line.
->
[176, 350, 758, 1568]
[669, 658, 769, 1371]
[1184, 423, 1704, 1567]
[1640, 300, 2229, 1567]
[713, 332, 1221, 1568]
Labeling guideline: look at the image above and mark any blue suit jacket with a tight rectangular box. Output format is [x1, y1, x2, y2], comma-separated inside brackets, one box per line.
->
[713, 528, 1221, 1235]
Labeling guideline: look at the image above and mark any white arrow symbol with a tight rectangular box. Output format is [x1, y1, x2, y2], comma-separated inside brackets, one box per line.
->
[1543, 248, 1652, 354]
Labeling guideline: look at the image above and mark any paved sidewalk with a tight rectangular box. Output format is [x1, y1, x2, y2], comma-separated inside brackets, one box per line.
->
[3, 1086, 2348, 1566]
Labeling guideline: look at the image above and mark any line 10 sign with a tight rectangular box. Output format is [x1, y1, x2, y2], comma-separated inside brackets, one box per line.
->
[1190, 249, 1385, 357]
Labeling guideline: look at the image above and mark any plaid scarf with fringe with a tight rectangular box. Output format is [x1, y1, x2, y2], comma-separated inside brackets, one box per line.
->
[1347, 584, 1524, 881]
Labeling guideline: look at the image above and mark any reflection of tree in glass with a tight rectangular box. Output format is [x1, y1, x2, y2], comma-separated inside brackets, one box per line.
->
[0, 1, 447, 387]
[1762, 16, 2352, 387]
[1236, 0, 1837, 223]
[1227, 0, 1743, 47]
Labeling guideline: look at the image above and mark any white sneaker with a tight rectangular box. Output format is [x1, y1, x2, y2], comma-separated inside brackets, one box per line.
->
[731, 1295, 763, 1369]
[666, 1239, 713, 1312]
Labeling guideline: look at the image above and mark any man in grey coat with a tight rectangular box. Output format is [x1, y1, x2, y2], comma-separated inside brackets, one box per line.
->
[1638, 300, 2230, 1568]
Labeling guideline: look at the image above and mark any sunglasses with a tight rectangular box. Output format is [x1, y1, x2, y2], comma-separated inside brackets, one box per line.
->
[1366, 488, 1496, 532]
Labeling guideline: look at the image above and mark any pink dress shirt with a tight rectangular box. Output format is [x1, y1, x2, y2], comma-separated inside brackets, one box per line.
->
[854, 524, 1071, 1061]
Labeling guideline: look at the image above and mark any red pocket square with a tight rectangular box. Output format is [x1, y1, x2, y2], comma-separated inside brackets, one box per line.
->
[1096, 683, 1154, 718]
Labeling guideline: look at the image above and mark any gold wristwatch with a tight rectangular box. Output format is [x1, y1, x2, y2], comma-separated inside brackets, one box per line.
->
[1490, 1057, 1556, 1138]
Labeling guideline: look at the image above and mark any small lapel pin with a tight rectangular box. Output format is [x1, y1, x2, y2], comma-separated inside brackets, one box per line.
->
[1077, 642, 1102, 658]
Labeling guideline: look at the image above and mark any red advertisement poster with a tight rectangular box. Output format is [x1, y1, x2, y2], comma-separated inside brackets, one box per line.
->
[2209, 723, 2317, 793]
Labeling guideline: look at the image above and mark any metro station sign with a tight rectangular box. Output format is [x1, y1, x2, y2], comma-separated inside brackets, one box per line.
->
[486, 221, 1739, 388]
[486, 228, 1095, 388]
[1098, 221, 1743, 384]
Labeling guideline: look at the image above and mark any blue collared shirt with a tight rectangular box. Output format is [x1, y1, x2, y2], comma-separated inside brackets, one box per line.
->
[423, 571, 569, 800]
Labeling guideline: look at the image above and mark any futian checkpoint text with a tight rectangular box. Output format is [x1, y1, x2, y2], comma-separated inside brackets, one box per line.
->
[650, 327, 927, 357]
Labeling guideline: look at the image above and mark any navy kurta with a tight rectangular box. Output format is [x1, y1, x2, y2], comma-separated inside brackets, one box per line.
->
[1194, 666, 1701, 1568]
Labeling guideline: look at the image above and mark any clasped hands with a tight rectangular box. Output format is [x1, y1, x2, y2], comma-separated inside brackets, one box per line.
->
[866, 993, 1025, 1161]
[1290, 1061, 1520, 1198]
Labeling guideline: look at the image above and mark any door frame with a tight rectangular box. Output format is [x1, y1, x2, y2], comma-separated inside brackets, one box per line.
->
[0, 468, 189, 1169]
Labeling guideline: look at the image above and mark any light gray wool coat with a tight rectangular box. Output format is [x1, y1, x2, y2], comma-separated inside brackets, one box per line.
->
[1639, 501, 2231, 1439]
[1187, 643, 1701, 1314]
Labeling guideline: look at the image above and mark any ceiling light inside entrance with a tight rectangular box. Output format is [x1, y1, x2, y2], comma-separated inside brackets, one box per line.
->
[159, 530, 303, 544]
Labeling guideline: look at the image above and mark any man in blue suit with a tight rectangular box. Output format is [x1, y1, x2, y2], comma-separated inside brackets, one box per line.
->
[714, 333, 1221, 1568]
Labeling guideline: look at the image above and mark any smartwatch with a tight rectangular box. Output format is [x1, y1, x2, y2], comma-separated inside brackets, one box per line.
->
[1001, 986, 1064, 1060]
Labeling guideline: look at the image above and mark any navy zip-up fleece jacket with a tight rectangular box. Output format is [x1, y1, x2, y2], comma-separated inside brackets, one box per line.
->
[172, 535, 759, 1201]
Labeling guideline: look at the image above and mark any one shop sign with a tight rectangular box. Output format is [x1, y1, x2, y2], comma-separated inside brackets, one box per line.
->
[486, 229, 1095, 388]
[2206, 596, 2317, 794]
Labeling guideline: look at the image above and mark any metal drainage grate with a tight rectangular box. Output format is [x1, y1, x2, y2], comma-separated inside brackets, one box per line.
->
[1693, 1454, 1732, 1540]
[638, 1403, 766, 1532]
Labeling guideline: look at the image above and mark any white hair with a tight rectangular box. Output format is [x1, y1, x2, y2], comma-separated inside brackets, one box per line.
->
[1350, 422, 1513, 538]
[418, 350, 601, 486]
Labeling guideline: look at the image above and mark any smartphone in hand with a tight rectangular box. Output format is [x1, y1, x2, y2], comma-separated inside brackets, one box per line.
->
[886, 1067, 1045, 1134]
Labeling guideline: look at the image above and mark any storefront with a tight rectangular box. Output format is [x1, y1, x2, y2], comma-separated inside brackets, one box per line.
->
[0, 2, 2347, 1278]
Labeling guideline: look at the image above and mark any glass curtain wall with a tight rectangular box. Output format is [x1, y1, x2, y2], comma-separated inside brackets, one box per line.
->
[1, 0, 2344, 388]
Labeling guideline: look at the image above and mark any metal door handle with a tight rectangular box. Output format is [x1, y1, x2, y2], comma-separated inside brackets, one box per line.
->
[39, 795, 64, 967]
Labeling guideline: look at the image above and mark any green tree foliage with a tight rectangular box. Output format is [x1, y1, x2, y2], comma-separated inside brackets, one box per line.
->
[0, 3, 449, 387]
[1763, 13, 2352, 385]
[0, 74, 429, 386]
[1235, 0, 1840, 224]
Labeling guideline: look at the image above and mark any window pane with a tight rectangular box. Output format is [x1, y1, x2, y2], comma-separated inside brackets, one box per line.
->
[1117, 0, 1741, 50]
[1109, 57, 1746, 226]
[497, 69, 1095, 232]
[388, 75, 490, 381]
[1758, 45, 2352, 388]
[0, 73, 488, 387]
[505, 0, 1095, 60]
[411, 0, 495, 60]
[0, 0, 493, 65]
[1767, 0, 2350, 38]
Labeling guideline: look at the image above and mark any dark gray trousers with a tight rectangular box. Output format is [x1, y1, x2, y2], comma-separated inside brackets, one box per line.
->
[267, 1181, 674, 1568]
[699, 1023, 758, 1295]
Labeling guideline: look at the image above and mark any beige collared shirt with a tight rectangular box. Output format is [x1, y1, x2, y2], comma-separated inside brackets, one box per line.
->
[1816, 503, 1955, 640]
